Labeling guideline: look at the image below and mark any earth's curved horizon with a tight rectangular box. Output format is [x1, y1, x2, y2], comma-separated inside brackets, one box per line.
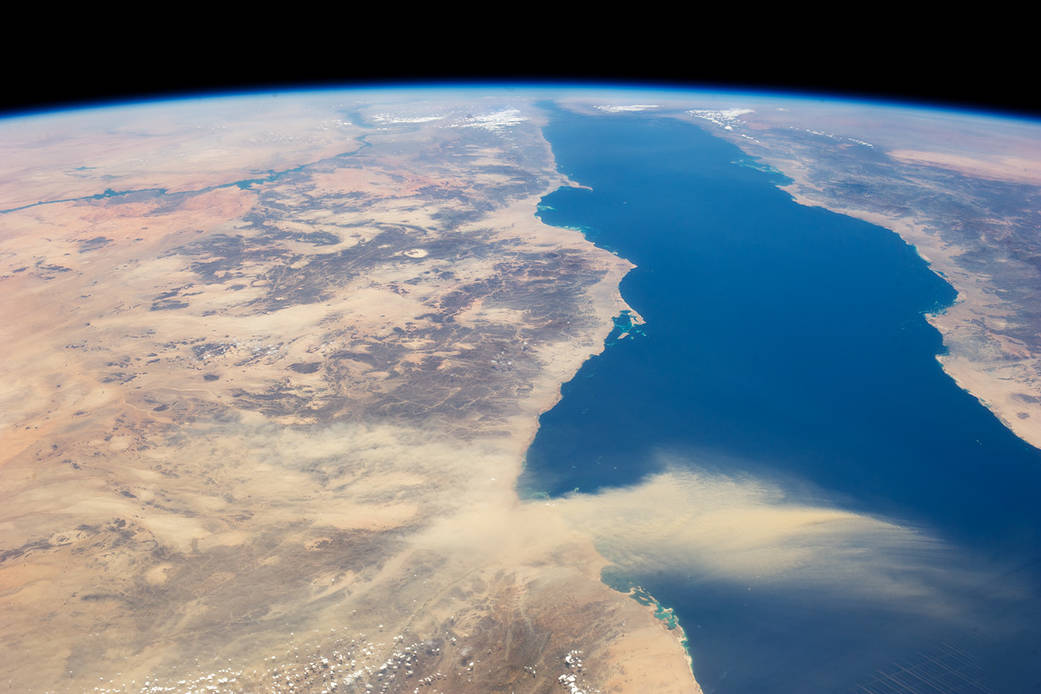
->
[2, 86, 1040, 693]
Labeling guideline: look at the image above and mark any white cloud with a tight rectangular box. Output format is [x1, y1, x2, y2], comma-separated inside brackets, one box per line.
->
[688, 108, 753, 130]
[451, 109, 527, 132]
[370, 113, 445, 125]
[594, 104, 661, 113]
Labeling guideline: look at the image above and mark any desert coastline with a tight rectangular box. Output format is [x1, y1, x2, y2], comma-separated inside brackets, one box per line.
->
[676, 102, 1041, 452]
[506, 103, 1041, 693]
[483, 165, 702, 689]
[776, 177, 1041, 451]
[503, 161, 699, 678]
[8, 88, 1041, 693]
[0, 94, 701, 693]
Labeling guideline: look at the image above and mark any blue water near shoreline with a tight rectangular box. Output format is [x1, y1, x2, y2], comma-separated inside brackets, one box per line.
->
[520, 104, 1041, 692]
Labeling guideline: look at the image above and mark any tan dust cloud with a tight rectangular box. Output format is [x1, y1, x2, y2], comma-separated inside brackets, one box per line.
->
[550, 458, 1018, 619]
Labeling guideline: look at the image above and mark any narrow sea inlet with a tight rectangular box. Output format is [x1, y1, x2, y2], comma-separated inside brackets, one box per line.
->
[521, 103, 1041, 693]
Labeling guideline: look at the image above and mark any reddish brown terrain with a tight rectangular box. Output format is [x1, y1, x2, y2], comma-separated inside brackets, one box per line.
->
[0, 94, 698, 693]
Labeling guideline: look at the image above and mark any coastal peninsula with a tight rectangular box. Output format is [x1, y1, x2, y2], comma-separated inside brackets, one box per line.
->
[685, 100, 1041, 450]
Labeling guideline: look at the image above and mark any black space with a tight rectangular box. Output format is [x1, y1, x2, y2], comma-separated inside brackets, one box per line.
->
[2, 17, 1034, 119]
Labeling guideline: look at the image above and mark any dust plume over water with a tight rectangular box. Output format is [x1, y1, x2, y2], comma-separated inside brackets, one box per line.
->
[522, 102, 1041, 692]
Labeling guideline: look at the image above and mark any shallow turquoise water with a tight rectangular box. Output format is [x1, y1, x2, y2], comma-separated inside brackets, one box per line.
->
[520, 103, 1041, 692]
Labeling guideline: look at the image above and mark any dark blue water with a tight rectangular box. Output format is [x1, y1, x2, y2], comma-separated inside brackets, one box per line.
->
[520, 104, 1041, 692]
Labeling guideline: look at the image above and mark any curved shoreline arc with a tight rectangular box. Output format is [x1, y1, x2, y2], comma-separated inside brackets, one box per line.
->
[518, 114, 701, 681]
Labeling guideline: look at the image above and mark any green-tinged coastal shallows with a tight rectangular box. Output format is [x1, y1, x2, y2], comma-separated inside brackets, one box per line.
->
[603, 568, 695, 674]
